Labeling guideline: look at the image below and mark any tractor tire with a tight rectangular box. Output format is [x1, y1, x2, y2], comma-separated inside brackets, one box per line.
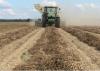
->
[42, 23, 46, 27]
[55, 17, 60, 28]
[42, 17, 46, 27]
[42, 13, 47, 27]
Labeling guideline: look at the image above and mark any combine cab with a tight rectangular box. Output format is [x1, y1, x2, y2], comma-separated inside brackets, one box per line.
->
[42, 6, 60, 28]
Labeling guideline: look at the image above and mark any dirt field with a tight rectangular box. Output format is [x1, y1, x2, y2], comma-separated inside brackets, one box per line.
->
[0, 22, 31, 33]
[0, 22, 100, 71]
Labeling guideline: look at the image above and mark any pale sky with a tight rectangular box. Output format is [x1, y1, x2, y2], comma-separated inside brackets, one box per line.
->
[0, 0, 100, 25]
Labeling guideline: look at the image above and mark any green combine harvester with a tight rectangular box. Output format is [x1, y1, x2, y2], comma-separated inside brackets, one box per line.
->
[35, 4, 60, 28]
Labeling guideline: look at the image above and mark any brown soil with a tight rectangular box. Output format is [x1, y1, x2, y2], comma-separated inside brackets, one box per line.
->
[13, 27, 99, 71]
[63, 27, 100, 50]
[0, 24, 99, 71]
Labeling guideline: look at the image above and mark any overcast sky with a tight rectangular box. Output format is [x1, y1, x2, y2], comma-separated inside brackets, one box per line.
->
[0, 0, 100, 25]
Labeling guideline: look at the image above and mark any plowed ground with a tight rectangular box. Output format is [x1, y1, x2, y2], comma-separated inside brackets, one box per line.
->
[0, 23, 99, 71]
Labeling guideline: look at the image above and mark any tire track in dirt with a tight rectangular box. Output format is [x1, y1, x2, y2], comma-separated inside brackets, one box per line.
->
[0, 28, 45, 70]
[13, 27, 99, 71]
[73, 26, 100, 34]
[57, 28, 99, 70]
[63, 27, 100, 50]
[0, 26, 36, 48]
[0, 28, 39, 63]
[59, 29, 100, 68]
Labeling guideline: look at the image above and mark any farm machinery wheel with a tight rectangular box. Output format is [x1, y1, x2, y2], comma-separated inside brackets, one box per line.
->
[55, 17, 60, 28]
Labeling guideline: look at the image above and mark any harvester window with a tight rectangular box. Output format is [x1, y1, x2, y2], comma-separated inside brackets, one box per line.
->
[47, 8, 56, 13]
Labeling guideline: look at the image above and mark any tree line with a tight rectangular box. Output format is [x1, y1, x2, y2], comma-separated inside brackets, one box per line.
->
[0, 19, 32, 22]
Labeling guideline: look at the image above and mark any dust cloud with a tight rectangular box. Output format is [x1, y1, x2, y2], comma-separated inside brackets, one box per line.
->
[35, 0, 100, 26]
[58, 1, 100, 26]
